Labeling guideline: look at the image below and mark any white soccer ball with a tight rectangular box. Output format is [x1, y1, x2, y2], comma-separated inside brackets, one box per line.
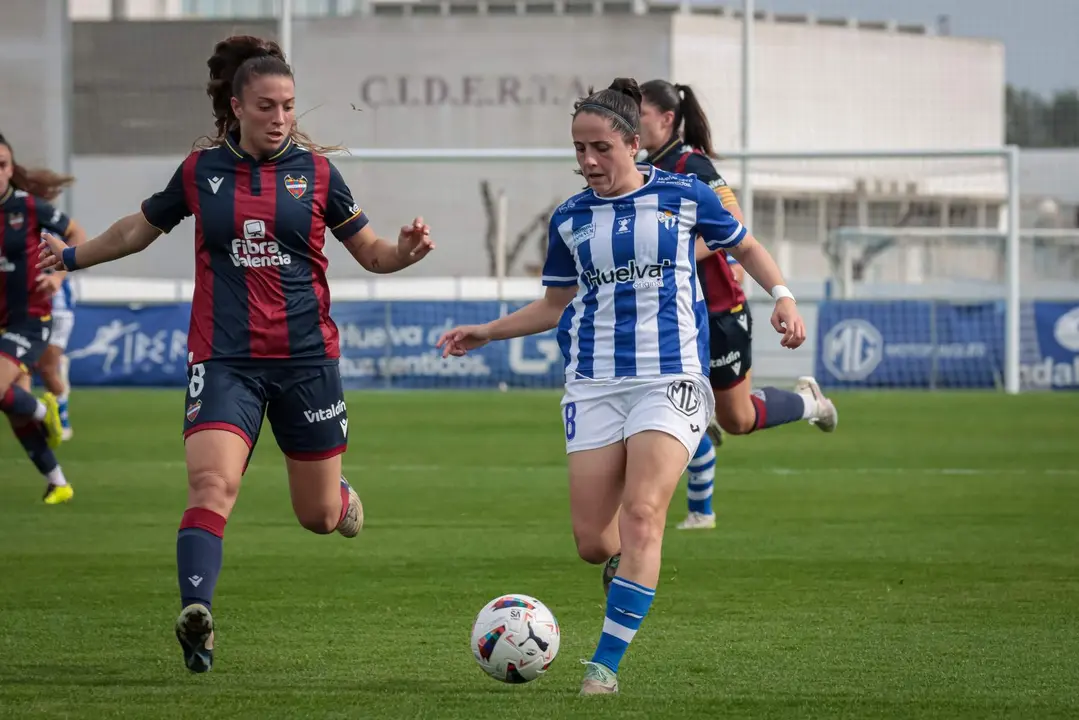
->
[470, 594, 560, 684]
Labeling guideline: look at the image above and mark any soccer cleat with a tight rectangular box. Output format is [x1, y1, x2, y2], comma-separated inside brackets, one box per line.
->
[705, 416, 725, 449]
[42, 483, 73, 505]
[336, 479, 364, 538]
[601, 553, 620, 597]
[40, 393, 64, 449]
[579, 660, 619, 695]
[58, 397, 73, 441]
[676, 511, 716, 530]
[795, 376, 838, 433]
[176, 603, 215, 673]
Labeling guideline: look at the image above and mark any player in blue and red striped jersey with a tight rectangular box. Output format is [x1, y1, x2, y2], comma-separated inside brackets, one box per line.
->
[638, 80, 838, 530]
[0, 133, 82, 504]
[39, 35, 435, 674]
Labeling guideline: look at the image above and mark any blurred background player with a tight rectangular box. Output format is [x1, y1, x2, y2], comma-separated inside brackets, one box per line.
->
[40, 35, 435, 674]
[638, 80, 839, 530]
[0, 132, 83, 503]
[438, 78, 806, 695]
[36, 274, 77, 441]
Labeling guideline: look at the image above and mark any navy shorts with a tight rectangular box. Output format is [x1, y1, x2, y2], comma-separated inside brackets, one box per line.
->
[0, 319, 52, 373]
[707, 306, 753, 390]
[183, 360, 348, 461]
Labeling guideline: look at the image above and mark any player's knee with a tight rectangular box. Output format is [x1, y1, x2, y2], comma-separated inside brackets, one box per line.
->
[187, 467, 239, 511]
[716, 404, 756, 435]
[296, 506, 339, 535]
[573, 531, 619, 565]
[619, 499, 665, 550]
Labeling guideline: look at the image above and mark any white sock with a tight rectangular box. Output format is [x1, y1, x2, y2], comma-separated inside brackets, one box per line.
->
[58, 393, 69, 404]
[799, 392, 818, 420]
[32, 401, 47, 422]
[46, 467, 67, 487]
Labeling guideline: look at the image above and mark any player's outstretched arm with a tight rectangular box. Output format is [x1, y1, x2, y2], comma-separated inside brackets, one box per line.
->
[726, 236, 805, 349]
[341, 218, 434, 274]
[437, 285, 576, 358]
[38, 213, 162, 273]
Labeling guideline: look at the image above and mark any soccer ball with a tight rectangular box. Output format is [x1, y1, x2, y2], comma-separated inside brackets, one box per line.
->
[470, 594, 560, 684]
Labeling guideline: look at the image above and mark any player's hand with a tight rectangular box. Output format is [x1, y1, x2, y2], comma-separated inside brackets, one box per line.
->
[35, 272, 63, 294]
[436, 324, 491, 358]
[396, 216, 434, 264]
[37, 231, 67, 271]
[771, 297, 806, 349]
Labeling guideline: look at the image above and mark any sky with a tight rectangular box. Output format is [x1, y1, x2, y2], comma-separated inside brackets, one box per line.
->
[746, 0, 1079, 94]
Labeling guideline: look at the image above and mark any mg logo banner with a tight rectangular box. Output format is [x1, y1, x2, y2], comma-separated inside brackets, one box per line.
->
[815, 301, 1003, 389]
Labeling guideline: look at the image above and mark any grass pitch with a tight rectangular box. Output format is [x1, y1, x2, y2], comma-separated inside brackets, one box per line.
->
[1, 389, 1077, 718]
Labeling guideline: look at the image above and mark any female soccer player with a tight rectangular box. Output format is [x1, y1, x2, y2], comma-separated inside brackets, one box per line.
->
[437, 78, 804, 695]
[37, 276, 76, 440]
[638, 79, 838, 530]
[39, 35, 435, 674]
[0, 132, 81, 504]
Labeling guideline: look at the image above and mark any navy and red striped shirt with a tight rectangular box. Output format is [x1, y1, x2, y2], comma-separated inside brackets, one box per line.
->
[646, 136, 747, 314]
[0, 186, 72, 327]
[141, 133, 368, 364]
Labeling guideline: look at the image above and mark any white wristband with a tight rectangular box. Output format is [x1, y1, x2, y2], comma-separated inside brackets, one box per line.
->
[770, 284, 795, 302]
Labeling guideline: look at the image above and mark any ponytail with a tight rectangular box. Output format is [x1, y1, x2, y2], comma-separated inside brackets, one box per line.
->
[639, 80, 716, 157]
[673, 84, 715, 158]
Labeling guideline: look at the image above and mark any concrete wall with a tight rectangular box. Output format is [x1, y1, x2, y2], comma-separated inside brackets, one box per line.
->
[0, 0, 69, 206]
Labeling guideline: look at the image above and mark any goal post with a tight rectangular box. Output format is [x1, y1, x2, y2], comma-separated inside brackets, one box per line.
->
[336, 145, 1028, 393]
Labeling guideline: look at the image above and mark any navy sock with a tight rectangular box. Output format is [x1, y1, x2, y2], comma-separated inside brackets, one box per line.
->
[1, 386, 43, 420]
[591, 577, 655, 673]
[12, 423, 59, 476]
[177, 508, 226, 612]
[686, 435, 716, 515]
[750, 387, 806, 430]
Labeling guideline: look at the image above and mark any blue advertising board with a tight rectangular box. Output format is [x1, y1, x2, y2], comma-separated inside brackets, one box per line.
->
[1023, 301, 1079, 391]
[65, 301, 565, 390]
[814, 300, 1006, 389]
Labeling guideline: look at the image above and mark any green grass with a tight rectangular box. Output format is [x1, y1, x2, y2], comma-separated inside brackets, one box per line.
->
[1, 390, 1077, 718]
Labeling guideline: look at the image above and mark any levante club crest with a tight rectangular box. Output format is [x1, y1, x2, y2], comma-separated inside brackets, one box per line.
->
[284, 174, 308, 199]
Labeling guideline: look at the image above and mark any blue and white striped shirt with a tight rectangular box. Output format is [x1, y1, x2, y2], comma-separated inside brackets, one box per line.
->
[542, 165, 747, 381]
[52, 276, 76, 313]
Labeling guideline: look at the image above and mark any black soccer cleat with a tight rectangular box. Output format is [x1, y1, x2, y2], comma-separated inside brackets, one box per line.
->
[175, 603, 215, 673]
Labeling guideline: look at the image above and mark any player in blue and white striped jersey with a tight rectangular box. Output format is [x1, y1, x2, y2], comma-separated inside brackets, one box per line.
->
[437, 78, 805, 696]
[37, 275, 76, 440]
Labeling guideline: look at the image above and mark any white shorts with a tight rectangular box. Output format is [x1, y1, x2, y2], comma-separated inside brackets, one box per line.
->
[560, 373, 714, 460]
[49, 310, 75, 351]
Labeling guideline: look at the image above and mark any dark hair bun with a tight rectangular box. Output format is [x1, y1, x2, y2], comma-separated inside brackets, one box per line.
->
[207, 35, 286, 84]
[608, 77, 643, 107]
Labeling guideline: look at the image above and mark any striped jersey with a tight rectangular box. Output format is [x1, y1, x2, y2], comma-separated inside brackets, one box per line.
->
[52, 277, 76, 313]
[542, 165, 747, 381]
[141, 132, 368, 365]
[0, 187, 72, 326]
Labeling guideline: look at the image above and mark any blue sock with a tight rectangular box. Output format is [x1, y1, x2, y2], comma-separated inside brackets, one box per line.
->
[177, 509, 226, 611]
[1, 385, 44, 420]
[591, 577, 655, 673]
[750, 387, 806, 430]
[12, 423, 59, 476]
[686, 435, 716, 515]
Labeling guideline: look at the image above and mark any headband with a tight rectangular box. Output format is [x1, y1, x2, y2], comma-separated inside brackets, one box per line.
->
[576, 103, 637, 133]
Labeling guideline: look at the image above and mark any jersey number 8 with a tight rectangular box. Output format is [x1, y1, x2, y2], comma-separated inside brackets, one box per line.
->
[563, 402, 577, 441]
[188, 363, 206, 399]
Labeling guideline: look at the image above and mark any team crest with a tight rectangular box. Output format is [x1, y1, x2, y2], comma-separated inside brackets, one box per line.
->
[186, 400, 202, 423]
[284, 174, 308, 199]
[657, 210, 678, 230]
[7, 213, 24, 230]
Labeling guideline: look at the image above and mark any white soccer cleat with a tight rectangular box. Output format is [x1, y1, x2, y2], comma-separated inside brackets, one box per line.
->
[676, 511, 716, 530]
[336, 481, 364, 538]
[61, 427, 73, 442]
[580, 661, 619, 695]
[705, 416, 724, 449]
[795, 376, 837, 433]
